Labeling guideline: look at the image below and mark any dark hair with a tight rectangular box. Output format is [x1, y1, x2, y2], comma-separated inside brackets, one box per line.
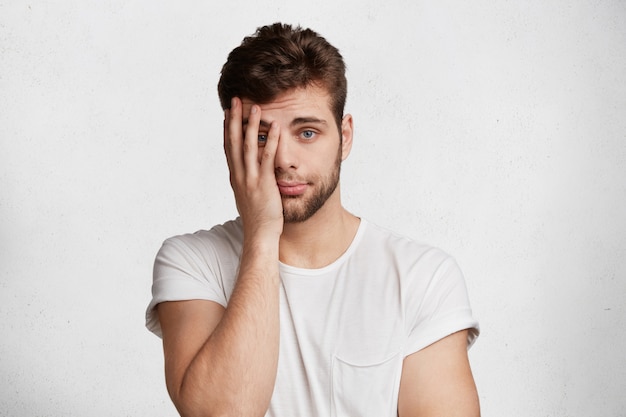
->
[218, 23, 347, 129]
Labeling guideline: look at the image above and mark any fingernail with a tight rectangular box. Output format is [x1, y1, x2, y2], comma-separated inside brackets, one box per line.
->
[231, 97, 237, 109]
[251, 105, 257, 114]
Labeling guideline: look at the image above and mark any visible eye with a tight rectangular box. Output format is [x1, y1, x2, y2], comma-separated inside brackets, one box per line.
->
[258, 134, 268, 145]
[300, 130, 316, 140]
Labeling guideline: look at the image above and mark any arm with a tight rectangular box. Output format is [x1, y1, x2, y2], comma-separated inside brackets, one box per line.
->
[398, 330, 480, 417]
[157, 98, 283, 417]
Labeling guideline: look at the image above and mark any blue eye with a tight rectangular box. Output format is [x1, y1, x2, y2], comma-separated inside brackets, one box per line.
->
[258, 134, 268, 143]
[301, 130, 315, 140]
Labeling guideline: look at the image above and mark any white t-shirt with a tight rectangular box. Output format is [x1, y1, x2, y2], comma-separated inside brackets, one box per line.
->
[146, 218, 479, 417]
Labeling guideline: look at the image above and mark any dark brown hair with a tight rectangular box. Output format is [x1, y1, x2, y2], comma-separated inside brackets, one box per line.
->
[218, 23, 347, 129]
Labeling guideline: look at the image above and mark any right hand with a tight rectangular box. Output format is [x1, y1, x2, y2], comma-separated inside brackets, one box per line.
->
[224, 97, 283, 239]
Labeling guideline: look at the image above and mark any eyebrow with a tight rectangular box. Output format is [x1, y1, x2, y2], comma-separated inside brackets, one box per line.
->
[242, 118, 271, 128]
[290, 117, 327, 128]
[241, 117, 328, 129]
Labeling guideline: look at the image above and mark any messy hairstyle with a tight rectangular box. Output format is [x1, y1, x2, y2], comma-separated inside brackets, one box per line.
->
[218, 23, 347, 129]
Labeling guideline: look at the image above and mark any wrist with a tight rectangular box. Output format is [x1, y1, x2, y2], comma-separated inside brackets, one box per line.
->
[242, 219, 283, 242]
[239, 238, 280, 286]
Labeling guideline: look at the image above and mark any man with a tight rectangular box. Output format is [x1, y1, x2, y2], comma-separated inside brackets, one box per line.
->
[146, 23, 480, 417]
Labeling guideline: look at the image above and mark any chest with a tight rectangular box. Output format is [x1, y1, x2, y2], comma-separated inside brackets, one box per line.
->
[270, 268, 407, 417]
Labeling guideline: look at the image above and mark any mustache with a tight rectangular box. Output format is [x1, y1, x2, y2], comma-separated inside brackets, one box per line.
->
[275, 174, 311, 184]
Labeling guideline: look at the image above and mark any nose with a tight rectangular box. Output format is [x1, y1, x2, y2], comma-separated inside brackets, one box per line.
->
[274, 130, 297, 172]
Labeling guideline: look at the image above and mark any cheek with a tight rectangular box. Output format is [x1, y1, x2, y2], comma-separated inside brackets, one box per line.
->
[319, 149, 342, 174]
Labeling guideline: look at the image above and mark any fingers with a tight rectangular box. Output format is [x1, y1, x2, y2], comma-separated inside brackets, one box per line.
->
[224, 98, 244, 176]
[222, 98, 283, 231]
[260, 121, 279, 176]
[242, 104, 261, 178]
[224, 97, 278, 184]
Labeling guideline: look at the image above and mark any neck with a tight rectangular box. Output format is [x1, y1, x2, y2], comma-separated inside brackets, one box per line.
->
[279, 191, 360, 269]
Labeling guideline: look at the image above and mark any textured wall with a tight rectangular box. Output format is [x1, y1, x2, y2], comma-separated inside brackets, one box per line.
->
[1, 1, 625, 416]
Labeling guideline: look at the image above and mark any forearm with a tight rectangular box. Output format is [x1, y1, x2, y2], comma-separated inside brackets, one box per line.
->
[175, 238, 280, 417]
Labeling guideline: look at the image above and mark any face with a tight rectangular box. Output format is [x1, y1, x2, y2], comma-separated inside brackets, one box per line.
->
[241, 86, 353, 223]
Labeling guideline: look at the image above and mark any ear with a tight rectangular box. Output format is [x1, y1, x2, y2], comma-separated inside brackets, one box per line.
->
[340, 114, 354, 161]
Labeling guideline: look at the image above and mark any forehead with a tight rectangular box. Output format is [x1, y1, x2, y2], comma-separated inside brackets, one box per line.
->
[241, 85, 332, 117]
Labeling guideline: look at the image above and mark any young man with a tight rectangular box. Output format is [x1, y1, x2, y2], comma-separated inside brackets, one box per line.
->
[146, 23, 480, 417]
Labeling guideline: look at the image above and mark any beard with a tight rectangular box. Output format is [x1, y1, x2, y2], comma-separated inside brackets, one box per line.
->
[281, 148, 342, 224]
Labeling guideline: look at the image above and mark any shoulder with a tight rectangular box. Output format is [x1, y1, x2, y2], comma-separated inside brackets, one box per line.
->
[355, 219, 465, 296]
[158, 218, 244, 260]
[360, 219, 454, 266]
[359, 222, 479, 351]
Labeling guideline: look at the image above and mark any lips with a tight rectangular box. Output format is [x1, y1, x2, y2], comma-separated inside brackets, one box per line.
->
[277, 180, 308, 196]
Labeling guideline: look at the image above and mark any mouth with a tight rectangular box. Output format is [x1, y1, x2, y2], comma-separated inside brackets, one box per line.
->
[277, 180, 308, 196]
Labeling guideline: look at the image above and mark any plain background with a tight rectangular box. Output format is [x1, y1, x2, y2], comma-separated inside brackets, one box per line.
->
[1, 1, 625, 416]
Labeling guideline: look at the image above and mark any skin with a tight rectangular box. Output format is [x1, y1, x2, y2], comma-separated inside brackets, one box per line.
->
[157, 85, 480, 417]
[398, 330, 480, 417]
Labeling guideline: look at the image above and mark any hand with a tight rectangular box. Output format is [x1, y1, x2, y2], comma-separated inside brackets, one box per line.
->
[224, 97, 283, 239]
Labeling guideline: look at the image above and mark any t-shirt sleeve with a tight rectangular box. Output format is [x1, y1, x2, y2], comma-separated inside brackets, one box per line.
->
[404, 252, 479, 357]
[145, 235, 229, 338]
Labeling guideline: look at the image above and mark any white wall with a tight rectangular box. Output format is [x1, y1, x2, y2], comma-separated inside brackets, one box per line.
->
[1, 1, 625, 415]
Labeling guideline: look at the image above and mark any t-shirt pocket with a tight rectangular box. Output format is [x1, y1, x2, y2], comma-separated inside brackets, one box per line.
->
[331, 351, 402, 417]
